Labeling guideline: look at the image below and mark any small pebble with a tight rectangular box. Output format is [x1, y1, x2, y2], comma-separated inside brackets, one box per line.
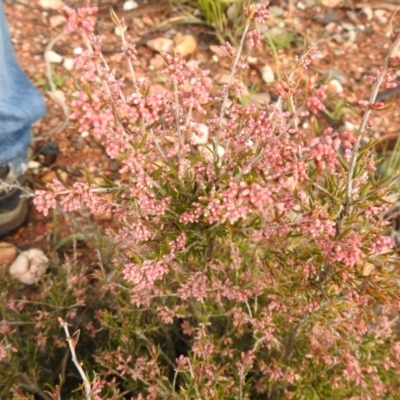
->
[28, 160, 41, 170]
[375, 9, 388, 24]
[328, 79, 343, 93]
[146, 37, 174, 53]
[45, 50, 63, 64]
[38, 0, 64, 10]
[0, 242, 18, 268]
[174, 35, 198, 58]
[63, 58, 74, 71]
[9, 249, 49, 285]
[260, 65, 275, 83]
[73, 47, 83, 56]
[123, 0, 138, 11]
[296, 2, 306, 11]
[74, 138, 85, 150]
[247, 56, 258, 64]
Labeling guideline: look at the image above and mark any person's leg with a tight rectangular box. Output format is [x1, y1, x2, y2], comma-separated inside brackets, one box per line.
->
[0, 0, 46, 235]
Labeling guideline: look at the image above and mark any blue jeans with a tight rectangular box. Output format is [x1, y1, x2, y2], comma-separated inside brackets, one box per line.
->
[0, 0, 46, 177]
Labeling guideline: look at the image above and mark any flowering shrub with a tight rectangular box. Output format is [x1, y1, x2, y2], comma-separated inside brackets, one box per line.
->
[13, 1, 400, 398]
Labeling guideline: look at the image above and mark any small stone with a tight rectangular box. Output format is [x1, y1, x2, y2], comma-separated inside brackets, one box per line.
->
[344, 121, 355, 130]
[58, 170, 69, 181]
[9, 249, 49, 285]
[0, 242, 18, 267]
[146, 37, 174, 53]
[41, 170, 57, 183]
[227, 3, 237, 22]
[73, 47, 83, 56]
[325, 22, 338, 33]
[346, 30, 357, 42]
[209, 45, 222, 55]
[39, 0, 65, 10]
[28, 160, 41, 170]
[122, 0, 138, 11]
[40, 141, 59, 165]
[260, 65, 275, 83]
[296, 2, 306, 11]
[45, 50, 63, 63]
[74, 138, 85, 150]
[49, 14, 66, 28]
[375, 10, 388, 24]
[328, 79, 343, 93]
[321, 0, 341, 7]
[174, 35, 197, 58]
[247, 56, 258, 64]
[361, 7, 373, 21]
[142, 16, 154, 27]
[63, 57, 74, 71]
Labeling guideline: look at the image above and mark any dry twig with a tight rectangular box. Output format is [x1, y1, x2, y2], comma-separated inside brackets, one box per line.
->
[58, 317, 91, 400]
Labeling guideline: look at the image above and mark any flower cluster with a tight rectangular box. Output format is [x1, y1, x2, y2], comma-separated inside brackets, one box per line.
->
[244, 2, 271, 24]
[246, 29, 264, 49]
[367, 67, 397, 89]
[62, 5, 98, 35]
[29, 2, 400, 399]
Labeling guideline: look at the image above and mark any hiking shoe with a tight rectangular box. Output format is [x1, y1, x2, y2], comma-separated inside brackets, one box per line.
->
[0, 164, 29, 237]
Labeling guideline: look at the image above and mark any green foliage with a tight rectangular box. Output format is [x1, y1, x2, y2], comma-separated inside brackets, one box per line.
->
[175, 0, 247, 42]
[37, 67, 68, 90]
[376, 133, 400, 191]
[265, 29, 299, 52]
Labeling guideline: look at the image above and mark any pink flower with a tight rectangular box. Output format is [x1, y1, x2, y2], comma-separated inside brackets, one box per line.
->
[33, 190, 57, 216]
[306, 96, 325, 115]
[244, 3, 271, 24]
[246, 29, 264, 49]
[63, 6, 98, 35]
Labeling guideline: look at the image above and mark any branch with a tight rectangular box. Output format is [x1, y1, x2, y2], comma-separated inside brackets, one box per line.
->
[216, 19, 251, 151]
[338, 32, 400, 235]
[58, 317, 91, 399]
[43, 32, 70, 138]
